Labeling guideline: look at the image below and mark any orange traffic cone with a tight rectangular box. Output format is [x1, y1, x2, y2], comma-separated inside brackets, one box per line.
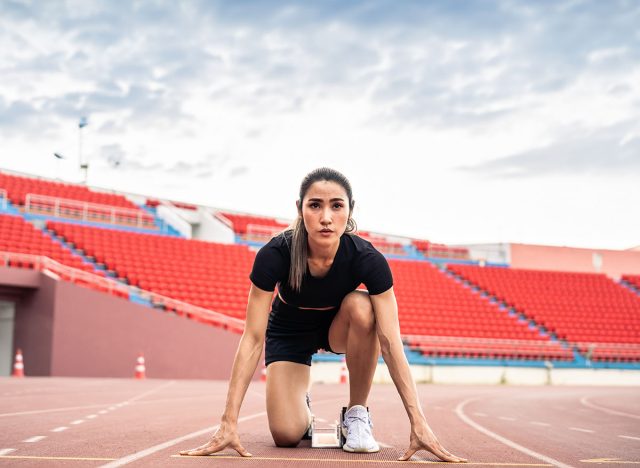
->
[12, 349, 24, 378]
[339, 357, 348, 384]
[134, 353, 146, 379]
[260, 364, 267, 382]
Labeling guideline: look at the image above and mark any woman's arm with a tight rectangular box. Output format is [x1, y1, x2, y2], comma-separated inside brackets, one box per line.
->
[180, 283, 273, 457]
[370, 287, 467, 463]
[221, 284, 272, 425]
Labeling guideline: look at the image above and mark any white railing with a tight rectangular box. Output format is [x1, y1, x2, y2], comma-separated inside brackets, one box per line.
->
[0, 251, 129, 297]
[403, 334, 574, 358]
[24, 193, 156, 229]
[246, 223, 286, 241]
[0, 188, 6, 209]
[577, 342, 640, 361]
[0, 251, 246, 334]
[213, 211, 234, 229]
[405, 334, 640, 361]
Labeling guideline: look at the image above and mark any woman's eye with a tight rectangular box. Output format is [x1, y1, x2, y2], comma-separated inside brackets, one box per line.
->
[333, 204, 343, 209]
[309, 203, 319, 208]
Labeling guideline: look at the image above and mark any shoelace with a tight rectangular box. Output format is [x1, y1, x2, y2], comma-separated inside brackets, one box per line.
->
[345, 413, 373, 428]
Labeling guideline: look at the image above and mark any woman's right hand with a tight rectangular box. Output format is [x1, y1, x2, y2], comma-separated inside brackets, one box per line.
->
[179, 423, 252, 457]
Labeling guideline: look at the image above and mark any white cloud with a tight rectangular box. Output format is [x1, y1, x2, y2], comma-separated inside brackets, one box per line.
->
[0, 0, 639, 249]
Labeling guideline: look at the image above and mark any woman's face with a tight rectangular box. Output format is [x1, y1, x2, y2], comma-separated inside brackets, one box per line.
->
[300, 180, 351, 247]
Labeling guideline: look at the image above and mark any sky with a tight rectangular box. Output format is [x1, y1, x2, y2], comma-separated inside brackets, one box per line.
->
[0, 0, 639, 250]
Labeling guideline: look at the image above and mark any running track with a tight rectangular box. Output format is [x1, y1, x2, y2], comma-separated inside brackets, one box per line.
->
[0, 377, 638, 467]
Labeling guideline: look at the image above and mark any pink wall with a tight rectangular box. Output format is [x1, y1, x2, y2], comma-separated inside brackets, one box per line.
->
[3, 268, 261, 379]
[509, 244, 640, 279]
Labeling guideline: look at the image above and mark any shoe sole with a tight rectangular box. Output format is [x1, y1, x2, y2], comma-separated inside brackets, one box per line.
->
[342, 443, 380, 453]
[341, 427, 380, 453]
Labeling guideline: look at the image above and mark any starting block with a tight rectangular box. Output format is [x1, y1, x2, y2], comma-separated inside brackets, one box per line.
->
[310, 407, 346, 448]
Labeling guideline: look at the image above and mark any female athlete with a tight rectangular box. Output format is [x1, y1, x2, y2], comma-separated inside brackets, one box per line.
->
[180, 167, 466, 463]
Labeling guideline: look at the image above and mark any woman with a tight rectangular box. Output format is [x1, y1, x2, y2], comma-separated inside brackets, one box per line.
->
[180, 168, 466, 462]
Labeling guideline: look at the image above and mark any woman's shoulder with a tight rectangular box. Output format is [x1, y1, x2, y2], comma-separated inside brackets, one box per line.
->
[263, 229, 293, 251]
[344, 232, 381, 256]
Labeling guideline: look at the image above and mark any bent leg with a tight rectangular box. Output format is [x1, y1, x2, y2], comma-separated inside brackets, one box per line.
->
[266, 361, 312, 447]
[328, 290, 379, 408]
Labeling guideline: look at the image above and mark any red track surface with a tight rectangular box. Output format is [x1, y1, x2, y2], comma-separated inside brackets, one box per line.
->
[1, 377, 639, 467]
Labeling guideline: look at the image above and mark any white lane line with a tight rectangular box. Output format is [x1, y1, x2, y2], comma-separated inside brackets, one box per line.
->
[531, 421, 551, 427]
[499, 416, 517, 421]
[117, 381, 176, 406]
[23, 436, 46, 443]
[455, 398, 575, 468]
[99, 410, 108, 414]
[0, 403, 113, 418]
[99, 396, 345, 468]
[569, 427, 594, 434]
[100, 423, 243, 467]
[51, 427, 68, 432]
[580, 397, 640, 420]
[474, 412, 487, 417]
[0, 382, 176, 419]
[0, 449, 16, 455]
[619, 435, 640, 441]
[86, 414, 98, 419]
[70, 420, 85, 425]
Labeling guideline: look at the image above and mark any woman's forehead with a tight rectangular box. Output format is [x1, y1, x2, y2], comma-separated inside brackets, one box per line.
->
[304, 180, 348, 200]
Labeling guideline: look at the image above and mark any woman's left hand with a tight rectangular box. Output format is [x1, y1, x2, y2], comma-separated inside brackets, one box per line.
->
[398, 421, 467, 463]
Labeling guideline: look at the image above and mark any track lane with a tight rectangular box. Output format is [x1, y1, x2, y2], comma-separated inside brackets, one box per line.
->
[1, 379, 639, 467]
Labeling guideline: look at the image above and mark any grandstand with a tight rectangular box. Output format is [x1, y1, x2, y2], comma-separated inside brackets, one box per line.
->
[448, 265, 640, 363]
[1, 168, 639, 379]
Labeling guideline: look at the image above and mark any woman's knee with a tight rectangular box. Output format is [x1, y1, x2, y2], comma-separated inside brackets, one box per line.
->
[270, 428, 303, 447]
[341, 291, 375, 331]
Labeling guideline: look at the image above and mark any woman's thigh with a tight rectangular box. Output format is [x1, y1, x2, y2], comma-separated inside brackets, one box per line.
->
[327, 290, 373, 353]
[266, 361, 312, 446]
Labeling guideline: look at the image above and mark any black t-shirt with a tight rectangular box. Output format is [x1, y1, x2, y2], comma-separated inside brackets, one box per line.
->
[249, 230, 394, 309]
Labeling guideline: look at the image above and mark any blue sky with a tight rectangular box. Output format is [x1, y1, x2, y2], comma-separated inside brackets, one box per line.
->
[1, 0, 639, 249]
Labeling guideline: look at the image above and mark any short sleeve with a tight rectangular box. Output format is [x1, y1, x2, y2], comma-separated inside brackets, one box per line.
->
[356, 247, 393, 295]
[249, 236, 289, 292]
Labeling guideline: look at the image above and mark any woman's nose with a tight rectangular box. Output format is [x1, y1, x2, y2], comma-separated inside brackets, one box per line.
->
[320, 208, 332, 223]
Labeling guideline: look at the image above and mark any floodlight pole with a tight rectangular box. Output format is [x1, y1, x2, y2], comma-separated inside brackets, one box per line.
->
[78, 117, 89, 184]
[53, 152, 65, 180]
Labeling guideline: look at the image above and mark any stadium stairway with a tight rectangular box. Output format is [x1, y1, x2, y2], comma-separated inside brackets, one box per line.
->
[41, 221, 159, 309]
[446, 264, 640, 366]
[441, 265, 580, 360]
[620, 275, 640, 297]
[442, 266, 557, 337]
[402, 244, 425, 259]
[41, 223, 112, 276]
[139, 204, 183, 237]
[0, 196, 21, 216]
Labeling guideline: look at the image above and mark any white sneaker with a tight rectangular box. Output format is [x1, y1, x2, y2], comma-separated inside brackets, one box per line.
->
[341, 405, 380, 453]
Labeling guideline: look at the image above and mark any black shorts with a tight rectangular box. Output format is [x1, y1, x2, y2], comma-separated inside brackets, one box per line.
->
[265, 301, 341, 367]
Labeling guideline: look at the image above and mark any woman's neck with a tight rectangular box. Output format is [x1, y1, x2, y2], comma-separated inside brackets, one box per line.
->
[307, 237, 340, 262]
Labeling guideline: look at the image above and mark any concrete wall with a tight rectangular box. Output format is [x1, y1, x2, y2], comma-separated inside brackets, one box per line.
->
[509, 243, 640, 279]
[0, 301, 15, 375]
[193, 207, 235, 244]
[2, 268, 254, 379]
[14, 275, 56, 375]
[310, 362, 640, 386]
